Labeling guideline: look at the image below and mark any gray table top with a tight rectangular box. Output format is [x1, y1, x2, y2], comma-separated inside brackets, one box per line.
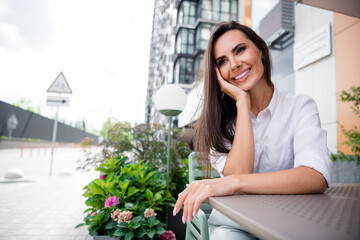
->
[207, 183, 360, 240]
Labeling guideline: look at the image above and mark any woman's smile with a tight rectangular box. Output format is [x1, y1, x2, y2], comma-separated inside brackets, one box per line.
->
[233, 68, 251, 82]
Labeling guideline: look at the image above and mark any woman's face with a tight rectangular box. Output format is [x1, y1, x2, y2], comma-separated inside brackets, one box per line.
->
[213, 30, 265, 92]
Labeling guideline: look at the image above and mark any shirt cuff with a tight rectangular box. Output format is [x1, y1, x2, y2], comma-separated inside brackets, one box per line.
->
[294, 150, 333, 189]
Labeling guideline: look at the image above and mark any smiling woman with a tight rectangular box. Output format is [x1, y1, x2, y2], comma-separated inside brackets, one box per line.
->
[173, 21, 332, 239]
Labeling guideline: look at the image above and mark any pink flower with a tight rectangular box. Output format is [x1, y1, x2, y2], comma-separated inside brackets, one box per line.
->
[99, 174, 106, 179]
[111, 210, 133, 224]
[159, 230, 176, 240]
[144, 208, 157, 218]
[104, 196, 119, 208]
[118, 211, 133, 224]
[91, 212, 98, 217]
[111, 209, 121, 221]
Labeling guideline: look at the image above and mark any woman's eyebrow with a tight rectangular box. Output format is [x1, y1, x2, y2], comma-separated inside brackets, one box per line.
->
[231, 43, 245, 54]
[215, 43, 246, 62]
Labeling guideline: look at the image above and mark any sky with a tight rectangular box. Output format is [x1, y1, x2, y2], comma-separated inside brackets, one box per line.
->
[0, 0, 155, 132]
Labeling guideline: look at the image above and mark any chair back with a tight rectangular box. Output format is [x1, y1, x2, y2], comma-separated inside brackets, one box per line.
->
[185, 152, 220, 240]
[188, 152, 220, 183]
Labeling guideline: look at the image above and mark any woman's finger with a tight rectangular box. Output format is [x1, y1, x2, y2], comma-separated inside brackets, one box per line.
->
[183, 181, 203, 222]
[173, 184, 193, 216]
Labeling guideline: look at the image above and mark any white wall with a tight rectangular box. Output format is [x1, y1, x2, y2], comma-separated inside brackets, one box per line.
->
[178, 81, 203, 128]
[294, 4, 337, 152]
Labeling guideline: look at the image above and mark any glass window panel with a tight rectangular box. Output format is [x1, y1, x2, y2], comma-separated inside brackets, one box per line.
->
[176, 33, 182, 53]
[213, 0, 220, 11]
[174, 60, 180, 84]
[221, 0, 230, 11]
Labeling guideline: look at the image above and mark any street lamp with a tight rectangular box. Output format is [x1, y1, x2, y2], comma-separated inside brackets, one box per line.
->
[154, 84, 186, 190]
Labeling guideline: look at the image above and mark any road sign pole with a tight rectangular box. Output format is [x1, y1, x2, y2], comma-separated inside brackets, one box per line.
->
[50, 106, 59, 176]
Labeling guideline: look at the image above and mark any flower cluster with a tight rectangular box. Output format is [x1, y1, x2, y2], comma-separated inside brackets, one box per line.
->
[159, 230, 176, 240]
[104, 196, 119, 208]
[99, 174, 106, 179]
[144, 208, 157, 218]
[111, 209, 133, 224]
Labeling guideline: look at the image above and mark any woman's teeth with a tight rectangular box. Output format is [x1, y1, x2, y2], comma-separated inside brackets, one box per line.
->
[235, 69, 250, 80]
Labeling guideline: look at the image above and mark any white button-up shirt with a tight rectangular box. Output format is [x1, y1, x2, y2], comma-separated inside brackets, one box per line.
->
[210, 88, 332, 187]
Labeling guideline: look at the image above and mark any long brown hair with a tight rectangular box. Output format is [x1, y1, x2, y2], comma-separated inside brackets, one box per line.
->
[193, 21, 273, 176]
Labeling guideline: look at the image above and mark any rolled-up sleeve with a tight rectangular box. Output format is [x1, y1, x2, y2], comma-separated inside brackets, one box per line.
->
[293, 96, 332, 188]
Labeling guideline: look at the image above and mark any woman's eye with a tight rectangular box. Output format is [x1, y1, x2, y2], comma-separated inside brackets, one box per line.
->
[217, 59, 227, 67]
[236, 47, 246, 54]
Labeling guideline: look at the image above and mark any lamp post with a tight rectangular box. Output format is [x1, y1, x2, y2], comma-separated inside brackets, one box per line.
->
[154, 84, 187, 191]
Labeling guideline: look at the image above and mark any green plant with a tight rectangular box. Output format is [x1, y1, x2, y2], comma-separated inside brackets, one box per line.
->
[77, 122, 191, 197]
[76, 156, 175, 239]
[332, 86, 360, 164]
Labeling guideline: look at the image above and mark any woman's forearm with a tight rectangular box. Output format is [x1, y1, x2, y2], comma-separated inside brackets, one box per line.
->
[232, 166, 327, 194]
[223, 101, 254, 175]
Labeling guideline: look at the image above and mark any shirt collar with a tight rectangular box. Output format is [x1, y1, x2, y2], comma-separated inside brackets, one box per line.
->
[266, 87, 278, 116]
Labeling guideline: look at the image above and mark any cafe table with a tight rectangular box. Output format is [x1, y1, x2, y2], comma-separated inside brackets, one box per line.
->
[207, 183, 359, 240]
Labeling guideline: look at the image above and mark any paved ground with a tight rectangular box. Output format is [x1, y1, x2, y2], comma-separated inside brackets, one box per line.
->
[0, 147, 97, 240]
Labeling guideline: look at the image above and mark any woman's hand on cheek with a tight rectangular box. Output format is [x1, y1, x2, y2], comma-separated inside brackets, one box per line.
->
[173, 176, 238, 224]
[215, 67, 249, 105]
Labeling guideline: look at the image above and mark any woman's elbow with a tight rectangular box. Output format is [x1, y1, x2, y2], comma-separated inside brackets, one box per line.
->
[303, 167, 327, 193]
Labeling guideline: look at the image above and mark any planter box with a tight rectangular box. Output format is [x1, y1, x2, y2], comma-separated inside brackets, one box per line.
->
[93, 233, 119, 240]
[332, 159, 360, 183]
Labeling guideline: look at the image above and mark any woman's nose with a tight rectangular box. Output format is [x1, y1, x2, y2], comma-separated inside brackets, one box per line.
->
[230, 58, 241, 71]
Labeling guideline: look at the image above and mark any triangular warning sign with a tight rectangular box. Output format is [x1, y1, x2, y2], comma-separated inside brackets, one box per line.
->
[47, 72, 73, 94]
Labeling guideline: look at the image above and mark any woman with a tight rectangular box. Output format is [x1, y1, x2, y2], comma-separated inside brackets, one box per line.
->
[173, 21, 332, 239]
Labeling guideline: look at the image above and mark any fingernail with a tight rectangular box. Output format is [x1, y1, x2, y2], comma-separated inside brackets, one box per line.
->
[173, 208, 177, 216]
[182, 216, 186, 224]
[193, 211, 196, 217]
[187, 216, 191, 222]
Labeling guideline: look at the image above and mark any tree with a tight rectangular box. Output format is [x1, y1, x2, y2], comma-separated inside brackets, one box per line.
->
[13, 98, 41, 114]
[332, 86, 360, 164]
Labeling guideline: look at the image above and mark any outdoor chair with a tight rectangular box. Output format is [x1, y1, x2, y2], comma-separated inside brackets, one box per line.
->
[185, 152, 220, 240]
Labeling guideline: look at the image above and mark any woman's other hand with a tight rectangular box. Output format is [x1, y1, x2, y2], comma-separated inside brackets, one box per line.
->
[173, 176, 238, 223]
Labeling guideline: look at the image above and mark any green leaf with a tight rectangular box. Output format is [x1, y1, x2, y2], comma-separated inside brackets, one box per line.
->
[154, 191, 163, 201]
[105, 180, 116, 192]
[148, 216, 159, 226]
[93, 179, 105, 189]
[95, 166, 109, 174]
[147, 228, 156, 238]
[125, 231, 134, 240]
[119, 180, 130, 195]
[87, 183, 106, 197]
[134, 228, 147, 238]
[117, 221, 129, 228]
[131, 216, 142, 223]
[74, 223, 86, 229]
[127, 187, 139, 198]
[83, 208, 93, 214]
[143, 171, 156, 183]
[156, 226, 166, 234]
[109, 188, 122, 197]
[113, 228, 128, 237]
[125, 202, 135, 210]
[132, 222, 140, 229]
[105, 220, 117, 230]
[144, 189, 153, 200]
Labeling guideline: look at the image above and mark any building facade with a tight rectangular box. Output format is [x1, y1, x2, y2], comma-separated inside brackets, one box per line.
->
[147, 0, 360, 154]
[145, 0, 240, 125]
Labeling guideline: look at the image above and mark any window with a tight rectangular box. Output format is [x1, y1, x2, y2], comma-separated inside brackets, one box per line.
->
[175, 28, 195, 54]
[196, 23, 214, 51]
[174, 57, 194, 84]
[178, 1, 197, 25]
[194, 53, 204, 81]
[199, 0, 238, 21]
